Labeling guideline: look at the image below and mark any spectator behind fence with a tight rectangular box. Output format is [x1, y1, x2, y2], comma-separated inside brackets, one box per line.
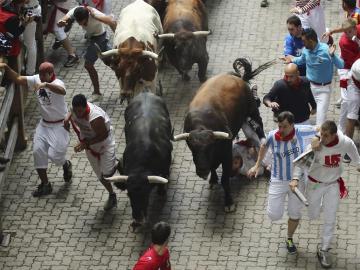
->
[133, 221, 172, 270]
[22, 0, 41, 75]
[0, 0, 29, 61]
[282, 28, 344, 126]
[263, 63, 316, 125]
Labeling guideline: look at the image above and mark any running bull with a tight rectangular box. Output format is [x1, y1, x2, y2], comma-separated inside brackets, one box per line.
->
[97, 0, 163, 103]
[156, 0, 211, 82]
[174, 58, 275, 212]
[106, 92, 173, 227]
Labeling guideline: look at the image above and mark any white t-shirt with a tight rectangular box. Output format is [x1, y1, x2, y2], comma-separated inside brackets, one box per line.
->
[72, 102, 113, 150]
[26, 75, 68, 124]
[67, 7, 105, 37]
[304, 131, 360, 183]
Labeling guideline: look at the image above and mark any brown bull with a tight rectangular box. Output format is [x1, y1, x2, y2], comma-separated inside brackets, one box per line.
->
[174, 58, 275, 212]
[157, 0, 210, 82]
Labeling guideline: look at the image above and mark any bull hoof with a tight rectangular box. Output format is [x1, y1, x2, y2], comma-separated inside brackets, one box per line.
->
[182, 73, 190, 81]
[199, 76, 207, 83]
[130, 221, 143, 232]
[224, 204, 236, 213]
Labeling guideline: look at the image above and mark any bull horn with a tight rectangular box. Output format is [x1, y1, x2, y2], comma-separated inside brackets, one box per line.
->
[104, 175, 128, 182]
[173, 133, 190, 141]
[157, 33, 175, 39]
[213, 131, 232, 139]
[99, 49, 119, 58]
[141, 50, 159, 60]
[147, 176, 168, 184]
[193, 30, 212, 37]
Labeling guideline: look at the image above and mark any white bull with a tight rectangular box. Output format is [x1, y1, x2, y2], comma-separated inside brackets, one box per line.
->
[99, 0, 163, 102]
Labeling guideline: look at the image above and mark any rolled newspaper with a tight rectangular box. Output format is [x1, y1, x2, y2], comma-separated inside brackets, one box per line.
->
[294, 187, 309, 206]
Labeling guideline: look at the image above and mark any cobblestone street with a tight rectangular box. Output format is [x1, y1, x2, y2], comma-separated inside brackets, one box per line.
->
[0, 0, 360, 269]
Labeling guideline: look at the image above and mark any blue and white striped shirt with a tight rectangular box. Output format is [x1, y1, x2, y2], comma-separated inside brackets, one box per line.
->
[266, 125, 317, 181]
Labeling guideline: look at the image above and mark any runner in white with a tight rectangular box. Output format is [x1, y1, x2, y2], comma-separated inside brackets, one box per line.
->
[65, 94, 117, 211]
[247, 111, 317, 254]
[292, 120, 360, 268]
[0, 62, 72, 197]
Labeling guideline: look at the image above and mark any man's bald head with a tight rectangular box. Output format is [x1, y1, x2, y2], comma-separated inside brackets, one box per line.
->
[284, 63, 300, 86]
[284, 63, 299, 74]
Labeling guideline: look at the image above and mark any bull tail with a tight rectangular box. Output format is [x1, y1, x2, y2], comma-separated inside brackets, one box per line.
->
[232, 58, 276, 82]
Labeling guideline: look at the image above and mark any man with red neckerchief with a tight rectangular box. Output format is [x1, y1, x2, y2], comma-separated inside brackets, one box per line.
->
[65, 94, 118, 211]
[292, 120, 360, 268]
[248, 111, 317, 255]
[133, 221, 172, 270]
[0, 61, 73, 197]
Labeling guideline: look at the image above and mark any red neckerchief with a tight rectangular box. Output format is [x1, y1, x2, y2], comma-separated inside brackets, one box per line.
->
[352, 76, 360, 90]
[325, 135, 339, 147]
[78, 104, 91, 119]
[283, 76, 301, 89]
[275, 128, 295, 141]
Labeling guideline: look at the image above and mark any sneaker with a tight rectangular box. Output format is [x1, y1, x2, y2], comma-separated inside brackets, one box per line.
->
[104, 193, 117, 211]
[343, 154, 351, 163]
[63, 160, 72, 182]
[52, 39, 62, 50]
[317, 248, 332, 268]
[89, 93, 103, 103]
[32, 182, 52, 197]
[286, 238, 297, 254]
[64, 54, 79, 68]
[260, 0, 269, 7]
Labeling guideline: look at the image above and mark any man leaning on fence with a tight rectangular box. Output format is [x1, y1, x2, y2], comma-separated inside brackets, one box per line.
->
[0, 61, 73, 197]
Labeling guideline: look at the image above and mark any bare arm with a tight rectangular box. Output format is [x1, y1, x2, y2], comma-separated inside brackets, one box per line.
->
[88, 7, 117, 32]
[247, 143, 268, 178]
[35, 82, 66, 95]
[0, 63, 28, 86]
[87, 117, 109, 146]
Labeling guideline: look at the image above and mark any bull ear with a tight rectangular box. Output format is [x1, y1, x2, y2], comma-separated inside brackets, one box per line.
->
[104, 175, 128, 182]
[147, 176, 168, 184]
[212, 131, 232, 140]
[173, 132, 190, 141]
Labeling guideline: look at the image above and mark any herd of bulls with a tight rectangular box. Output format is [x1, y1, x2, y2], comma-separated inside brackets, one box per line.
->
[102, 0, 275, 228]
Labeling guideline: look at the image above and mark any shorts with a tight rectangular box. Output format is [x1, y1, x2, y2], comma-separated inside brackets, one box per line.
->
[267, 180, 305, 221]
[33, 122, 70, 169]
[86, 137, 116, 179]
[85, 32, 111, 65]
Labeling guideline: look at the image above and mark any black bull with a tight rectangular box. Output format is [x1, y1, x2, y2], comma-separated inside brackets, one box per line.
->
[112, 92, 173, 225]
[175, 58, 275, 212]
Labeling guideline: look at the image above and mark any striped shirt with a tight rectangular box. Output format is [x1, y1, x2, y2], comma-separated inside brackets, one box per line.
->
[265, 125, 317, 181]
[295, 0, 320, 14]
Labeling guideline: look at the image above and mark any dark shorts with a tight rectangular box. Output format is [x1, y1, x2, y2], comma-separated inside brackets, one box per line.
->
[85, 32, 111, 65]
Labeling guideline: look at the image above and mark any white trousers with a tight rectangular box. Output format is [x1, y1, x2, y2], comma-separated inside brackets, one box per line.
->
[23, 5, 41, 75]
[33, 122, 70, 169]
[267, 180, 305, 221]
[307, 180, 340, 250]
[53, 1, 71, 41]
[298, 4, 327, 43]
[311, 84, 331, 126]
[86, 137, 116, 179]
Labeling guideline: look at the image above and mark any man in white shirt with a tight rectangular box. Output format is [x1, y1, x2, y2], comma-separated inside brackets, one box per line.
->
[65, 94, 118, 211]
[0, 61, 72, 197]
[292, 120, 360, 268]
[57, 6, 116, 102]
[76, 0, 112, 16]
